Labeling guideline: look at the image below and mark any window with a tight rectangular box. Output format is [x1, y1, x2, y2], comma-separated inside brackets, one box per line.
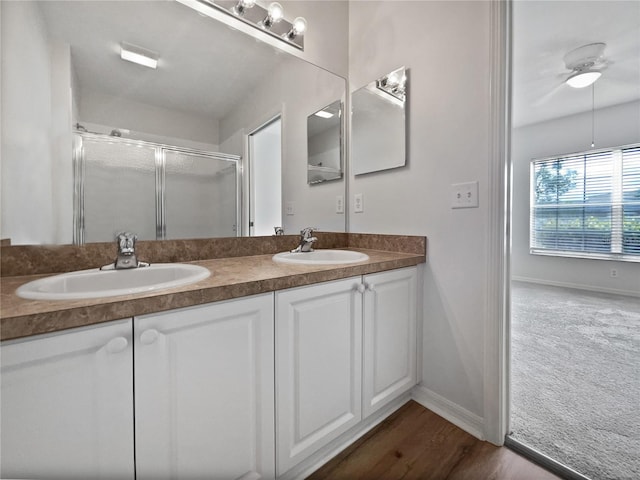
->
[530, 144, 640, 261]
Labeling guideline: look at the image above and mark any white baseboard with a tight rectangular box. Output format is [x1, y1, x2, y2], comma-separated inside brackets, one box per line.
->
[512, 276, 640, 298]
[411, 385, 485, 441]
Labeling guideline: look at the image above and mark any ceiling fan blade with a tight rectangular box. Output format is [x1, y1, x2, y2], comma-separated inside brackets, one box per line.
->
[532, 82, 566, 107]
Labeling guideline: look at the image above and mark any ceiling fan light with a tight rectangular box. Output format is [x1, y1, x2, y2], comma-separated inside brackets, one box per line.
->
[566, 70, 601, 88]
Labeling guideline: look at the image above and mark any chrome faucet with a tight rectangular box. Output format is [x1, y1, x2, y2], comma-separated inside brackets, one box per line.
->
[291, 227, 318, 253]
[100, 232, 149, 270]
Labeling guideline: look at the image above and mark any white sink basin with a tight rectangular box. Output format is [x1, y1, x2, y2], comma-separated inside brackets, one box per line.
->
[272, 249, 369, 265]
[16, 263, 211, 300]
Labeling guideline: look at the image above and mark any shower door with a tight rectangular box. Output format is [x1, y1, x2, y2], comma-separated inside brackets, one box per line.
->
[74, 133, 240, 244]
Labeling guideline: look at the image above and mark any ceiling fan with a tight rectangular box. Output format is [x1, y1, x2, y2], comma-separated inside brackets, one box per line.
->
[532, 42, 607, 106]
[563, 42, 607, 88]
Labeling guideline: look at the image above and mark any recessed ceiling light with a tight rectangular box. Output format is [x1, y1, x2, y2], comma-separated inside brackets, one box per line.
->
[120, 42, 158, 69]
[314, 110, 334, 119]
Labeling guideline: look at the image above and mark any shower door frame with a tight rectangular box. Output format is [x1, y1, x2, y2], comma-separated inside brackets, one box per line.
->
[73, 132, 242, 244]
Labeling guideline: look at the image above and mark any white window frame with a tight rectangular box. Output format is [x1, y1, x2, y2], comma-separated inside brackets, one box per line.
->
[529, 143, 640, 263]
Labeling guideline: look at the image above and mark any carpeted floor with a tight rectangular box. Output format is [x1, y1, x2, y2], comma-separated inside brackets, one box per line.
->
[509, 281, 640, 480]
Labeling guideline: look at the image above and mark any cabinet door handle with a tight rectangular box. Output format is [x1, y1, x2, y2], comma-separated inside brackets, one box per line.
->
[140, 329, 160, 345]
[366, 282, 376, 293]
[355, 283, 366, 294]
[105, 336, 129, 354]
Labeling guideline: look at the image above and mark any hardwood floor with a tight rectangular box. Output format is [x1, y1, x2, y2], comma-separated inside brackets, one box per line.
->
[306, 401, 560, 480]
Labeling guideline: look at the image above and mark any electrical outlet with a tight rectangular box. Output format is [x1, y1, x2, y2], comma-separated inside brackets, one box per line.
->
[286, 202, 295, 216]
[354, 193, 364, 213]
[610, 268, 618, 278]
[451, 181, 479, 209]
[336, 195, 344, 214]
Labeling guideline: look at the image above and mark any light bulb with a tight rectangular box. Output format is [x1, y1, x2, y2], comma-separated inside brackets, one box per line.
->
[290, 16, 307, 37]
[235, 0, 256, 15]
[263, 2, 284, 28]
[566, 70, 601, 89]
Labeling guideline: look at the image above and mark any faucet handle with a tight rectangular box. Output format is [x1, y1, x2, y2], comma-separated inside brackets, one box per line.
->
[300, 227, 317, 238]
[116, 232, 137, 255]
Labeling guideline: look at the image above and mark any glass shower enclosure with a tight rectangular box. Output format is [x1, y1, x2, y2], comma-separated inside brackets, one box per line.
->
[73, 133, 241, 244]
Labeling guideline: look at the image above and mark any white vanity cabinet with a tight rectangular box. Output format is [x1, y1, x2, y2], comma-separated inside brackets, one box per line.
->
[362, 267, 418, 418]
[134, 293, 275, 480]
[275, 266, 418, 475]
[0, 319, 135, 480]
[275, 277, 363, 475]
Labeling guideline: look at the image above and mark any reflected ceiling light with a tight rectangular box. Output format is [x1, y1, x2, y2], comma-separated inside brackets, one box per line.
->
[262, 2, 284, 29]
[120, 42, 158, 69]
[234, 0, 256, 15]
[314, 110, 334, 119]
[287, 16, 307, 39]
[565, 70, 602, 89]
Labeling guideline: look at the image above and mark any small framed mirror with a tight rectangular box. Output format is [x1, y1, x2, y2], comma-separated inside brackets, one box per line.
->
[352, 66, 407, 176]
[307, 100, 343, 184]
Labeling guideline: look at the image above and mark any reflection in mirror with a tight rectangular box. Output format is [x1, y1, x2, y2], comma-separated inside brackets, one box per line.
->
[307, 100, 343, 185]
[352, 66, 407, 176]
[72, 133, 241, 244]
[0, 0, 346, 245]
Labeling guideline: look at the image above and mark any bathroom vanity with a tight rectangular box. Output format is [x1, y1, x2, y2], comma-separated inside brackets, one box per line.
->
[0, 234, 425, 479]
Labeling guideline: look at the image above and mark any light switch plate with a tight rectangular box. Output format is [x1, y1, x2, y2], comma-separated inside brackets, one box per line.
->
[354, 193, 364, 213]
[286, 201, 295, 215]
[336, 195, 344, 214]
[451, 181, 479, 209]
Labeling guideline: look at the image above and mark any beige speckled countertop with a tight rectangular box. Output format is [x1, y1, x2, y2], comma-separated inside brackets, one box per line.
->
[1, 247, 425, 341]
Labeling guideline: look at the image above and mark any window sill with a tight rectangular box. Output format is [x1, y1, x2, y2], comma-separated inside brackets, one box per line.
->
[529, 249, 640, 263]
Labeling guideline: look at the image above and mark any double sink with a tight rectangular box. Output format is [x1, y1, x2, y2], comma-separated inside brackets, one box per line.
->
[17, 250, 369, 301]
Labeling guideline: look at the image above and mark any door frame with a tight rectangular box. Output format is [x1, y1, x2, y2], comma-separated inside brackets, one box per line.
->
[245, 113, 283, 237]
[483, 0, 512, 445]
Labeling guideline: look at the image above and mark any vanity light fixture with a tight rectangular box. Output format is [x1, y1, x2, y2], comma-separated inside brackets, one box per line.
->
[120, 42, 158, 69]
[195, 0, 307, 50]
[377, 67, 407, 102]
[314, 110, 334, 119]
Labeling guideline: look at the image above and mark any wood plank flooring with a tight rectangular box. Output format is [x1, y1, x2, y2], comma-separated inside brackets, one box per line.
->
[307, 401, 560, 480]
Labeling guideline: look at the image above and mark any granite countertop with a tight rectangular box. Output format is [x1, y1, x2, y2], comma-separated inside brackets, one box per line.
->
[1, 248, 425, 341]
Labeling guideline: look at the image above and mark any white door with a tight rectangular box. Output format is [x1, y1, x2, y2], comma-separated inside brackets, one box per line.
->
[0, 319, 134, 479]
[362, 267, 417, 418]
[275, 277, 363, 475]
[248, 117, 282, 236]
[134, 294, 275, 480]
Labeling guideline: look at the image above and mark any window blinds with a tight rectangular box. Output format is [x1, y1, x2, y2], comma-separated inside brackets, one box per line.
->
[530, 144, 640, 260]
[623, 146, 640, 255]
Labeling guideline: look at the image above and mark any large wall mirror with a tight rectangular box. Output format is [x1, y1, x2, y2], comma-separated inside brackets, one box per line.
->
[0, 0, 346, 245]
[352, 66, 407, 176]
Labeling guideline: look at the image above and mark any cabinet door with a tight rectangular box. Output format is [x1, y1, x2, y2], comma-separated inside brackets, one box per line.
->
[275, 277, 363, 475]
[134, 293, 275, 480]
[362, 266, 417, 418]
[0, 319, 134, 480]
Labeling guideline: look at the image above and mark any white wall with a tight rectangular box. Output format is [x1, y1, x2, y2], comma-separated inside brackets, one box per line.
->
[349, 1, 492, 420]
[280, 1, 349, 77]
[79, 91, 220, 151]
[1, 1, 55, 244]
[512, 100, 640, 296]
[219, 54, 347, 235]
